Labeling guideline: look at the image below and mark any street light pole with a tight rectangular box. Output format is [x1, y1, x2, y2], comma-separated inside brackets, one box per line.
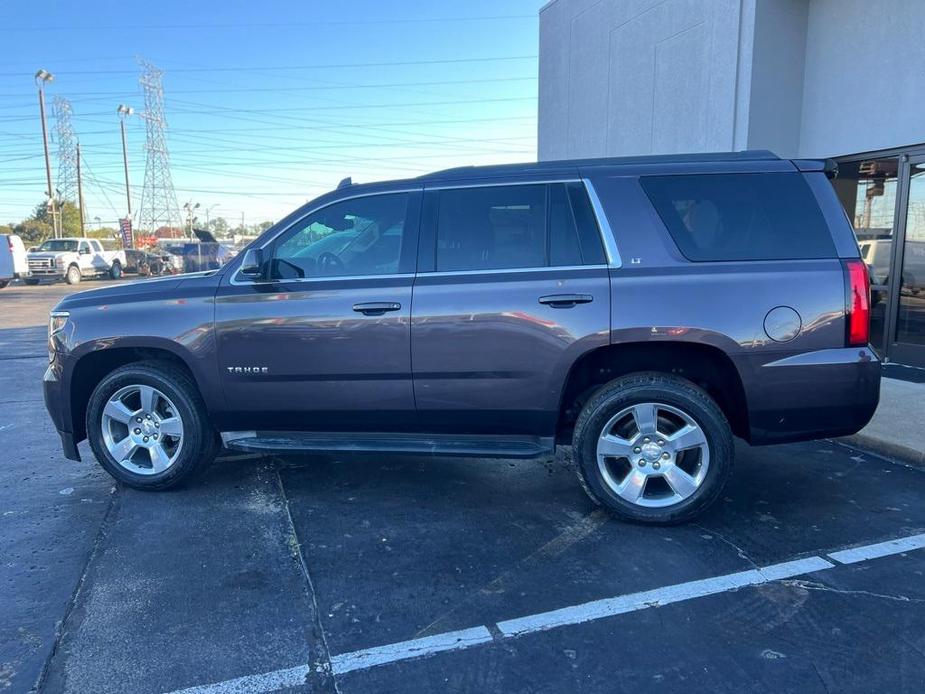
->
[35, 69, 58, 238]
[117, 105, 134, 217]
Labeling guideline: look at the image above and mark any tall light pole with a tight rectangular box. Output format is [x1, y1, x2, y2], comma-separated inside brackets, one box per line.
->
[117, 105, 134, 218]
[35, 69, 58, 238]
[76, 142, 86, 236]
[204, 204, 218, 226]
[183, 200, 199, 239]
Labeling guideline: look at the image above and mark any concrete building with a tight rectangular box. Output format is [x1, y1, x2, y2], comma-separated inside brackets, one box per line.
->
[538, 0, 925, 367]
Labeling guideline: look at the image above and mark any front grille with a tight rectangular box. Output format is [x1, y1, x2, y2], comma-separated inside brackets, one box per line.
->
[28, 258, 53, 270]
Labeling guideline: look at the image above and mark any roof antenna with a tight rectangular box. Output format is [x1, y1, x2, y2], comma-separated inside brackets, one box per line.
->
[337, 177, 352, 189]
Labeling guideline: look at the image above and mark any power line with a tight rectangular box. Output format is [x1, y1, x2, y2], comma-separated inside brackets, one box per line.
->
[0, 55, 538, 78]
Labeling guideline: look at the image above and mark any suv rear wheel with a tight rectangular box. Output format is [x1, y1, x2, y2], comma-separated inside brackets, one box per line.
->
[572, 372, 733, 525]
[86, 362, 217, 490]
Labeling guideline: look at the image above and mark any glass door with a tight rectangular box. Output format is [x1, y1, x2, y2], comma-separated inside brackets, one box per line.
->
[889, 157, 925, 365]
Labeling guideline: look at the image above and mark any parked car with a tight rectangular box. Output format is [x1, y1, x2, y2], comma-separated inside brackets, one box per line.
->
[26, 238, 127, 284]
[0, 233, 28, 288]
[43, 151, 880, 524]
[124, 248, 175, 277]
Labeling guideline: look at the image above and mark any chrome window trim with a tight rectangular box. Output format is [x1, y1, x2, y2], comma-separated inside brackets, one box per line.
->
[230, 272, 415, 287]
[417, 264, 607, 278]
[582, 178, 622, 268]
[230, 187, 420, 285]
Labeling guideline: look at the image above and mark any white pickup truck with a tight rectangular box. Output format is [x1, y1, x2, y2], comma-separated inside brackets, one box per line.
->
[26, 238, 126, 285]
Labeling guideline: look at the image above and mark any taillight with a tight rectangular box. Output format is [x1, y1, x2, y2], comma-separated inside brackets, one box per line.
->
[843, 259, 870, 347]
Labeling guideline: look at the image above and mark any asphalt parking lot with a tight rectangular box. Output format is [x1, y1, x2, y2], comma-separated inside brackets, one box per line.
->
[3, 280, 925, 693]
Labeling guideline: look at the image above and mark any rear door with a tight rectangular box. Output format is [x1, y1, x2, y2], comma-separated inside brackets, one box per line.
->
[214, 187, 422, 432]
[411, 179, 612, 438]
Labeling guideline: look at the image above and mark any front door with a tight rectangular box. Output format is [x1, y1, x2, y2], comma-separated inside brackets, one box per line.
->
[214, 188, 422, 432]
[411, 180, 611, 437]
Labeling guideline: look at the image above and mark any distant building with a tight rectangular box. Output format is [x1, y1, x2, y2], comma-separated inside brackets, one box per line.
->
[539, 0, 925, 367]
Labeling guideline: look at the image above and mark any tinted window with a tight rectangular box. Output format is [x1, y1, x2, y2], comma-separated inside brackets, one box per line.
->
[549, 184, 581, 266]
[272, 193, 410, 279]
[641, 173, 835, 261]
[436, 185, 546, 271]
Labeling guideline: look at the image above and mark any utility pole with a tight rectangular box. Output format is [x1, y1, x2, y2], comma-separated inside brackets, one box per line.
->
[76, 143, 86, 237]
[117, 104, 134, 217]
[35, 69, 58, 238]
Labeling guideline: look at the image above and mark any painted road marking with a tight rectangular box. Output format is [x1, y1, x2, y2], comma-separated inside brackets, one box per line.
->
[497, 556, 833, 637]
[827, 532, 925, 564]
[329, 626, 494, 675]
[170, 664, 311, 694]
[162, 531, 925, 694]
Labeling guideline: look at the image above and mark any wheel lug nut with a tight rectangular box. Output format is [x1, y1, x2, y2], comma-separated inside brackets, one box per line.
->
[633, 447, 641, 454]
[153, 434, 158, 440]
[136, 417, 142, 423]
[143, 436, 149, 442]
[146, 414, 151, 419]
[643, 437, 650, 443]
[662, 452, 670, 459]
[154, 422, 159, 428]
[134, 428, 141, 434]
[653, 462, 661, 470]
[638, 460, 646, 467]
[658, 440, 665, 446]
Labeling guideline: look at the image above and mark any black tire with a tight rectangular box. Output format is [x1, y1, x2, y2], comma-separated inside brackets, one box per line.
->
[24, 279, 40, 286]
[109, 261, 122, 280]
[86, 361, 218, 490]
[65, 264, 81, 285]
[572, 372, 734, 525]
[0, 279, 8, 289]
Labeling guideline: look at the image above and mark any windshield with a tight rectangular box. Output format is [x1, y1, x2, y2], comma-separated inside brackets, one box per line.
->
[37, 239, 79, 252]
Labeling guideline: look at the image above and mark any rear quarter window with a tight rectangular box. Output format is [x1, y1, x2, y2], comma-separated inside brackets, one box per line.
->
[640, 173, 836, 261]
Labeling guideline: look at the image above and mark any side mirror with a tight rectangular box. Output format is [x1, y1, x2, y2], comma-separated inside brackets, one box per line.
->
[239, 248, 264, 279]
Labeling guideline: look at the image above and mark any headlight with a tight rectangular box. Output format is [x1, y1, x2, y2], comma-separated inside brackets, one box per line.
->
[48, 311, 69, 362]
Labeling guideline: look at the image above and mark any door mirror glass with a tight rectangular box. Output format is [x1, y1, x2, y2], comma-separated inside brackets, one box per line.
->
[239, 248, 264, 278]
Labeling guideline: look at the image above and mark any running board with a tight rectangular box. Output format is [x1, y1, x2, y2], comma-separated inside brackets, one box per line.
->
[221, 431, 554, 459]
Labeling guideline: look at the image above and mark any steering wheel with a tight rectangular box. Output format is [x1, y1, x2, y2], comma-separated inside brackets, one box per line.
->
[317, 252, 346, 274]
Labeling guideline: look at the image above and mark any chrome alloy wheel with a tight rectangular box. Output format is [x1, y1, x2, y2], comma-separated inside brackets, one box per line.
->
[596, 402, 710, 508]
[100, 384, 184, 475]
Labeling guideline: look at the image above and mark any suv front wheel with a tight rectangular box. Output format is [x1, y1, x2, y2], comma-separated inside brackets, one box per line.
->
[572, 372, 733, 525]
[86, 362, 218, 490]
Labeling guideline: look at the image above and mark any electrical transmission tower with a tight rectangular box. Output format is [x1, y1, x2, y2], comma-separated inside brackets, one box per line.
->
[53, 96, 78, 204]
[136, 58, 181, 234]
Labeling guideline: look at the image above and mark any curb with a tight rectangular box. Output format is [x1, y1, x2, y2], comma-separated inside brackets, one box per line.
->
[840, 433, 925, 468]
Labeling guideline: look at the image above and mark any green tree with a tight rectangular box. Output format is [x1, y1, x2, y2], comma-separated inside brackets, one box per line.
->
[206, 216, 229, 235]
[14, 218, 53, 245]
[32, 199, 83, 237]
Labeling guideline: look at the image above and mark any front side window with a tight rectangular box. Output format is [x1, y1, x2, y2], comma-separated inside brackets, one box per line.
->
[272, 193, 411, 279]
[38, 239, 78, 252]
[79, 241, 91, 254]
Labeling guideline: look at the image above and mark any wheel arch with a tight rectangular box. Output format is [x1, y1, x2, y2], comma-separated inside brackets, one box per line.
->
[68, 343, 202, 443]
[557, 341, 749, 444]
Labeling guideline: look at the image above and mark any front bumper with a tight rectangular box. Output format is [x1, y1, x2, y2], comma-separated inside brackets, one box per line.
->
[44, 361, 81, 461]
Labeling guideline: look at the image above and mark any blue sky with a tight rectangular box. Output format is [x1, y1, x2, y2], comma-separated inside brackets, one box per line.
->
[0, 1, 544, 228]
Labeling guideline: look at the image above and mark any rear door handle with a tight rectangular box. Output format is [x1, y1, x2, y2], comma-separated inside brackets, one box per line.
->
[353, 302, 402, 316]
[538, 294, 594, 308]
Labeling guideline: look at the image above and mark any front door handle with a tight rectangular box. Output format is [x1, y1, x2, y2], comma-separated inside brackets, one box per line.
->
[538, 294, 594, 308]
[353, 302, 402, 316]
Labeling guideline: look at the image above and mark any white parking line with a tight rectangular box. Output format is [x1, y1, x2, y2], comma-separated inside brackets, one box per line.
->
[828, 532, 925, 564]
[162, 531, 925, 694]
[497, 556, 833, 637]
[169, 664, 310, 694]
[330, 626, 494, 675]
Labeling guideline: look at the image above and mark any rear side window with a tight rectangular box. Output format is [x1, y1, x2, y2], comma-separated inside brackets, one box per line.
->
[641, 173, 835, 261]
[436, 185, 547, 271]
[434, 183, 605, 272]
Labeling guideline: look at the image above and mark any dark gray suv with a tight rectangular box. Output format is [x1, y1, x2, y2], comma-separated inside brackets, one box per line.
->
[44, 151, 880, 524]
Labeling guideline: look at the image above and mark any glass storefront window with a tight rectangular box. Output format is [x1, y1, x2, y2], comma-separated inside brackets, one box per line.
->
[832, 158, 899, 354]
[895, 162, 925, 346]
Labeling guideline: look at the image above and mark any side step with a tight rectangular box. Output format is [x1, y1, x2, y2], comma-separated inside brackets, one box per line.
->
[221, 431, 555, 459]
